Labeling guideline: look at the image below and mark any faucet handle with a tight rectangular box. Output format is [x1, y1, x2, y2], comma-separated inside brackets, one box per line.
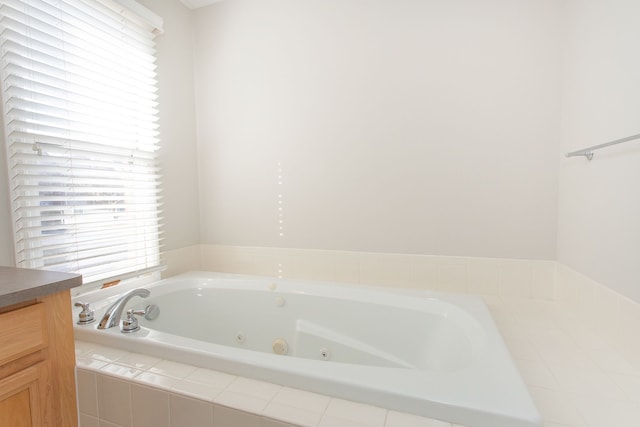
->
[74, 302, 95, 325]
[129, 308, 147, 316]
[121, 308, 145, 333]
[120, 304, 160, 333]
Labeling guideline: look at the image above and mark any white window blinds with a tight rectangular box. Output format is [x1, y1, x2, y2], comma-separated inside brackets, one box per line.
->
[0, 0, 164, 285]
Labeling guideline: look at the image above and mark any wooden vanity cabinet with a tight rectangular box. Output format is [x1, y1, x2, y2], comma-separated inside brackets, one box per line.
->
[0, 290, 79, 427]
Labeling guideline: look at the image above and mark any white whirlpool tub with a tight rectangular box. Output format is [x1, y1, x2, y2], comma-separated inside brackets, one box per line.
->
[73, 271, 541, 427]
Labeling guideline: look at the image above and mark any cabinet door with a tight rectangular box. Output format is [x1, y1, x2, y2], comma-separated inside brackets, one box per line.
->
[0, 362, 48, 427]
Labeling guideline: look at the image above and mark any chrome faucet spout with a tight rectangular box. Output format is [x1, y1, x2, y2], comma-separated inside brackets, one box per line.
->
[97, 288, 151, 329]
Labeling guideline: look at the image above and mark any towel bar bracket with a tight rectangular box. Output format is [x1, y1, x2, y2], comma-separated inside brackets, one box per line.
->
[566, 151, 594, 160]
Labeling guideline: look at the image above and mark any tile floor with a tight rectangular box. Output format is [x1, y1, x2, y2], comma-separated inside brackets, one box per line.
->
[75, 294, 640, 427]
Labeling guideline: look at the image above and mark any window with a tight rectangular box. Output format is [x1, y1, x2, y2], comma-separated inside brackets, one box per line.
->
[0, 0, 164, 285]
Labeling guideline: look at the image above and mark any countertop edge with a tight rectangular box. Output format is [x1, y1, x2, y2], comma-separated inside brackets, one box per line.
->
[0, 267, 83, 308]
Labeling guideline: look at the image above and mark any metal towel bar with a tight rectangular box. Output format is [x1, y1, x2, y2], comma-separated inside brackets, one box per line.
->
[566, 132, 640, 160]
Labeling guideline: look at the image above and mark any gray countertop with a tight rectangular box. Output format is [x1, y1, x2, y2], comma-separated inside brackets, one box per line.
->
[0, 266, 82, 308]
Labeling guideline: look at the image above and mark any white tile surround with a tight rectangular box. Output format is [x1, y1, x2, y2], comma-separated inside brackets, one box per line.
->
[168, 245, 558, 298]
[78, 245, 640, 427]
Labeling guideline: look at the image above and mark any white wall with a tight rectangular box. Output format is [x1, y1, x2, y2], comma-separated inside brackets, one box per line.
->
[192, 0, 562, 260]
[139, 0, 201, 251]
[557, 0, 640, 302]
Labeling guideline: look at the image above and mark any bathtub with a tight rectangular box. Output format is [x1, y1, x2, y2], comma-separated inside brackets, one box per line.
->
[73, 271, 541, 427]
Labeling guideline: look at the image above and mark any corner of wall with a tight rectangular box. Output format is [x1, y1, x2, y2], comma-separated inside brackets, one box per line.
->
[163, 244, 203, 278]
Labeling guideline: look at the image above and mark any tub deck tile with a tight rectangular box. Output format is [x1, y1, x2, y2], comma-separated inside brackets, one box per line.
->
[83, 344, 129, 363]
[184, 367, 237, 388]
[322, 399, 386, 427]
[114, 352, 162, 371]
[271, 387, 331, 414]
[263, 402, 324, 427]
[385, 410, 452, 426]
[318, 415, 381, 427]
[148, 359, 198, 379]
[76, 356, 109, 370]
[171, 379, 224, 403]
[215, 389, 273, 414]
[99, 363, 143, 379]
[226, 376, 282, 400]
[134, 371, 178, 391]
